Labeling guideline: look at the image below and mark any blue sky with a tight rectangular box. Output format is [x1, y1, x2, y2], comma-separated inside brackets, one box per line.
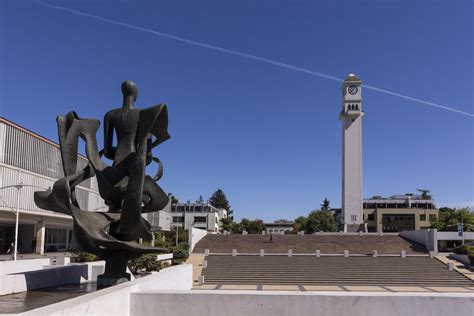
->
[0, 0, 472, 221]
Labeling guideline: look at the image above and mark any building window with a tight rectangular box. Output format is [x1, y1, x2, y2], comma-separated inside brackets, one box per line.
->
[45, 228, 68, 252]
[203, 206, 211, 212]
[351, 215, 357, 222]
[194, 216, 207, 223]
[176, 206, 185, 212]
[382, 214, 415, 232]
[420, 214, 426, 221]
[194, 206, 202, 212]
[172, 216, 184, 223]
[429, 214, 437, 222]
[367, 214, 375, 221]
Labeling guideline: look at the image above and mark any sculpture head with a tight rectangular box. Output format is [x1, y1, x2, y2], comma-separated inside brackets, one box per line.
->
[121, 80, 138, 106]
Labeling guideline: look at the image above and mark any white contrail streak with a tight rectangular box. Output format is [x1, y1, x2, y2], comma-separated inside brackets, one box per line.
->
[36, 0, 473, 118]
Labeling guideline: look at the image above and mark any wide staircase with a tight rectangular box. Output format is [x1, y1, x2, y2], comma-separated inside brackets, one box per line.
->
[201, 255, 474, 287]
[193, 234, 426, 254]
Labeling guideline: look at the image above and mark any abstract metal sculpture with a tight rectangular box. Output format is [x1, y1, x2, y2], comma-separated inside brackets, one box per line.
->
[34, 81, 170, 287]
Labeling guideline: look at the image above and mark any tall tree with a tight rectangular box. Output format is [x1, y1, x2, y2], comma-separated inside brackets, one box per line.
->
[196, 195, 204, 203]
[320, 198, 330, 211]
[168, 193, 179, 204]
[305, 210, 337, 233]
[209, 189, 233, 217]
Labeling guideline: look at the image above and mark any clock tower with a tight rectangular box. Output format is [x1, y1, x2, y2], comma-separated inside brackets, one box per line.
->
[340, 73, 364, 232]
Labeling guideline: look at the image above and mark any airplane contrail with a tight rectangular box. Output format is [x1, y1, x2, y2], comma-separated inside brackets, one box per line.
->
[36, 0, 474, 118]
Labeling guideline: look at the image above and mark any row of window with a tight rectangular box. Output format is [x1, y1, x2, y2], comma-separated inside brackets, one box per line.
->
[172, 205, 213, 213]
[364, 214, 436, 221]
[363, 203, 435, 209]
[172, 216, 208, 223]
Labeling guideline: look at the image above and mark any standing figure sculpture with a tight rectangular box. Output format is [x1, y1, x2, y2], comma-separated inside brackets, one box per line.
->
[34, 80, 170, 287]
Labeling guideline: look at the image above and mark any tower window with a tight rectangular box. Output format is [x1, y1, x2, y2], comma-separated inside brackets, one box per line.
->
[351, 215, 357, 221]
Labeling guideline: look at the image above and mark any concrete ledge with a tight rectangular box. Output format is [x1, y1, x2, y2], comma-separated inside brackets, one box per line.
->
[130, 290, 474, 316]
[0, 258, 50, 276]
[18, 264, 193, 316]
[0, 261, 107, 296]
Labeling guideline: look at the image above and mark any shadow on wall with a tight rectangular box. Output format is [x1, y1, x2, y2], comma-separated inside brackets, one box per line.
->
[22, 265, 88, 291]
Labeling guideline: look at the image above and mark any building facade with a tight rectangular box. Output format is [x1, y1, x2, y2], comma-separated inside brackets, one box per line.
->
[0, 117, 106, 254]
[340, 74, 364, 232]
[363, 194, 438, 232]
[265, 220, 294, 234]
[170, 202, 227, 232]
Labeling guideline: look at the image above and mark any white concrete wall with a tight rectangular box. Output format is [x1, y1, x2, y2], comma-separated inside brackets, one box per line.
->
[0, 258, 50, 276]
[438, 231, 474, 240]
[19, 264, 193, 316]
[189, 227, 208, 252]
[130, 290, 474, 316]
[0, 261, 108, 295]
[400, 229, 437, 253]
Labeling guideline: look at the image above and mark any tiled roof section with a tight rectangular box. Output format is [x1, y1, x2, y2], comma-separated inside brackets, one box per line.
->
[193, 234, 426, 255]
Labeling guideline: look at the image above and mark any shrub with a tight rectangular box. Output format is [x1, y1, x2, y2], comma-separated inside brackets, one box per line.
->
[453, 245, 474, 255]
[171, 245, 189, 265]
[469, 254, 474, 266]
[128, 254, 162, 274]
[73, 251, 99, 262]
[178, 242, 189, 251]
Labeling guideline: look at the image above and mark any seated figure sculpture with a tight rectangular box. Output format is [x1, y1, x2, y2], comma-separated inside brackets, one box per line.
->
[34, 80, 170, 287]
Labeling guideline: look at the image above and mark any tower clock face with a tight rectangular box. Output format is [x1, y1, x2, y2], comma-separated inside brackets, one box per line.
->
[348, 85, 358, 95]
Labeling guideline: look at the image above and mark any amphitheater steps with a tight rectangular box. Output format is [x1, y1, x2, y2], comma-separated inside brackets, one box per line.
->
[193, 234, 426, 254]
[201, 256, 474, 287]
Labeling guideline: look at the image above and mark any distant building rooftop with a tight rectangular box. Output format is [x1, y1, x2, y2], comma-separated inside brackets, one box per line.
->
[364, 193, 436, 210]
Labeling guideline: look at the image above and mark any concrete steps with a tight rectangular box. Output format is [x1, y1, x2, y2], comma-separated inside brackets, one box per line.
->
[193, 234, 426, 254]
[201, 256, 474, 287]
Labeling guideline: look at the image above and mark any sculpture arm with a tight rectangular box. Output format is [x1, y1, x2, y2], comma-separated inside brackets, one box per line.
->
[103, 113, 116, 160]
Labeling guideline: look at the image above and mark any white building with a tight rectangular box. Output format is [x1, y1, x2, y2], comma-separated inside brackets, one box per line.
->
[143, 200, 171, 232]
[339, 74, 364, 232]
[265, 219, 294, 234]
[170, 202, 227, 232]
[0, 117, 105, 254]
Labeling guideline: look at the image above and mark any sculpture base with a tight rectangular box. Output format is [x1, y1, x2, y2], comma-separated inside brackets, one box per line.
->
[97, 254, 132, 288]
[97, 273, 131, 288]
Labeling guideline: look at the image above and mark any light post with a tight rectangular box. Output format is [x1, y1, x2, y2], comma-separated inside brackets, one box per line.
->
[13, 182, 23, 261]
[0, 183, 48, 260]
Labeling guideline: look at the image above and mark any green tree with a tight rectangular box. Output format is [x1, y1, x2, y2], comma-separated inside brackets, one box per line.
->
[219, 217, 237, 233]
[239, 218, 266, 234]
[320, 198, 330, 211]
[209, 188, 233, 217]
[196, 195, 204, 203]
[293, 216, 307, 232]
[305, 210, 337, 233]
[168, 193, 179, 204]
[431, 207, 474, 232]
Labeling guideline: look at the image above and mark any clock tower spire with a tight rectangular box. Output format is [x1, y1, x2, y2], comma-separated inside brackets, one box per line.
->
[340, 73, 364, 232]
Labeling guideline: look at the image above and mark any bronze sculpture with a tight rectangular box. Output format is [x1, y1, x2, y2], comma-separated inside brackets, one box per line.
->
[34, 80, 170, 287]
